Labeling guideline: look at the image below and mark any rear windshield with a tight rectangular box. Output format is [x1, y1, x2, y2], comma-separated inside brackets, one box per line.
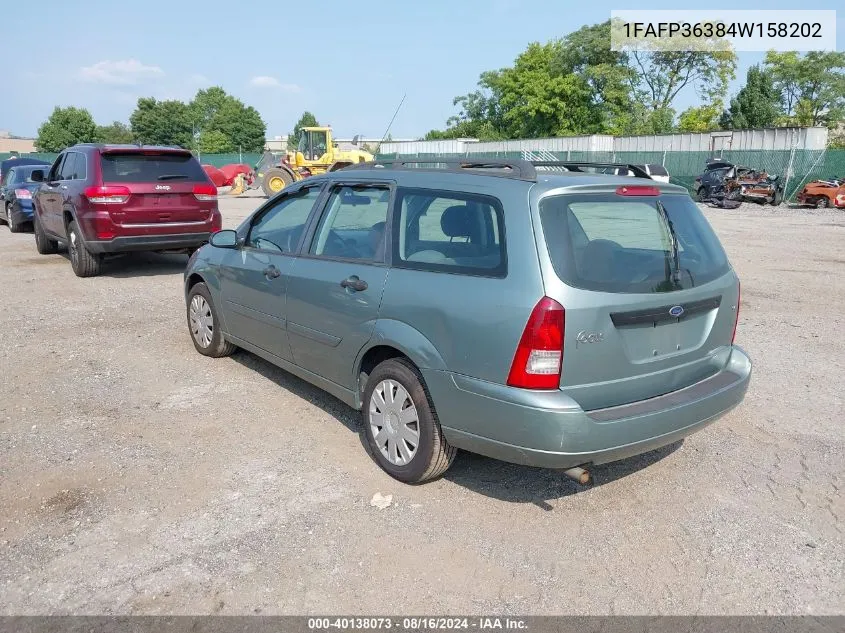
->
[100, 152, 207, 183]
[539, 193, 730, 293]
[646, 164, 669, 176]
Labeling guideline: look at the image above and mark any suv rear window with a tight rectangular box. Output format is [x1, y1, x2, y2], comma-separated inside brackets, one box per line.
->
[646, 164, 668, 176]
[100, 152, 207, 183]
[539, 193, 730, 293]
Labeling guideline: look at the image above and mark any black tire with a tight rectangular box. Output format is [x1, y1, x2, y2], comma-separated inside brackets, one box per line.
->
[695, 187, 707, 202]
[6, 204, 24, 233]
[361, 357, 456, 484]
[816, 196, 829, 209]
[261, 168, 293, 197]
[186, 282, 236, 358]
[67, 220, 102, 277]
[33, 213, 58, 254]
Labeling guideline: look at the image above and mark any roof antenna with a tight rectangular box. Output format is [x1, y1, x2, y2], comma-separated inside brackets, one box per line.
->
[373, 93, 406, 157]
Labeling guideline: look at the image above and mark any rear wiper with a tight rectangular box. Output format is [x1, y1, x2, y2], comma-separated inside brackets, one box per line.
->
[157, 174, 189, 180]
[656, 200, 681, 285]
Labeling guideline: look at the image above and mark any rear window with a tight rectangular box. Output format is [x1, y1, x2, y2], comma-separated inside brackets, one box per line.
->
[646, 164, 669, 176]
[100, 152, 207, 183]
[539, 193, 730, 293]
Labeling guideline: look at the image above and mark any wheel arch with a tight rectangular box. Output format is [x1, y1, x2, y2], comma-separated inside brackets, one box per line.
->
[352, 319, 447, 409]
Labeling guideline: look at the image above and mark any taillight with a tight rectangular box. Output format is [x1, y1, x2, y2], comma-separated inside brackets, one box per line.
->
[731, 281, 741, 344]
[616, 185, 660, 196]
[14, 189, 32, 199]
[84, 185, 130, 204]
[507, 297, 565, 389]
[193, 184, 217, 201]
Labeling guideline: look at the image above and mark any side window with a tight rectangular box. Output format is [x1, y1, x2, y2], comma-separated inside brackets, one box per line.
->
[247, 187, 322, 253]
[47, 154, 65, 182]
[69, 152, 87, 180]
[393, 187, 506, 276]
[310, 185, 390, 261]
[60, 153, 81, 180]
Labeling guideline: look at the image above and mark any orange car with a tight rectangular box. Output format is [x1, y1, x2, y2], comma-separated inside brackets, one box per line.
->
[797, 178, 845, 208]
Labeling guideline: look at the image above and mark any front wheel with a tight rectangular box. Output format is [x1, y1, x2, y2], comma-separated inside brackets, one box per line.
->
[362, 358, 456, 484]
[261, 168, 293, 197]
[187, 282, 235, 357]
[816, 196, 830, 209]
[67, 220, 102, 277]
[33, 214, 58, 254]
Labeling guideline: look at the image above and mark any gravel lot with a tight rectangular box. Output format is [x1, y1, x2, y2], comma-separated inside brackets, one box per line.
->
[0, 195, 842, 615]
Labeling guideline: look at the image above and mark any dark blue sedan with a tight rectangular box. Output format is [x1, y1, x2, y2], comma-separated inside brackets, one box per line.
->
[0, 159, 50, 232]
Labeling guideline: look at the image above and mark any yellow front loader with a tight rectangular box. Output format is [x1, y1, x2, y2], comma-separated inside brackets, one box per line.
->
[255, 127, 373, 197]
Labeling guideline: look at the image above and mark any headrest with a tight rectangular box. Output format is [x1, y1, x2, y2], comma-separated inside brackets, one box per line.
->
[440, 205, 473, 238]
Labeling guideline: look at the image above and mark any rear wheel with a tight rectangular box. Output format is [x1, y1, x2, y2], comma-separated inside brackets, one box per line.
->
[261, 168, 293, 197]
[33, 214, 58, 254]
[362, 358, 456, 484]
[187, 282, 235, 357]
[816, 196, 830, 209]
[6, 204, 24, 233]
[67, 220, 102, 277]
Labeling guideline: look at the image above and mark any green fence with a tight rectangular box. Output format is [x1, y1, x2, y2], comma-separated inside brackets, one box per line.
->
[375, 149, 845, 202]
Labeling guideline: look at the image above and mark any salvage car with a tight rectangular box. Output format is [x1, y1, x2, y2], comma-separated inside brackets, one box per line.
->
[183, 159, 751, 484]
[695, 160, 783, 205]
[796, 177, 845, 208]
[31, 144, 222, 277]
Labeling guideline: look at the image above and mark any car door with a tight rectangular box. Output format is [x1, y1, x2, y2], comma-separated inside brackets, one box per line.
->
[216, 184, 324, 360]
[285, 182, 392, 388]
[36, 153, 67, 235]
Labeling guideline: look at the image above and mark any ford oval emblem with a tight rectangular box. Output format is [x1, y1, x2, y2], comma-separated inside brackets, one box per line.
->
[669, 305, 685, 318]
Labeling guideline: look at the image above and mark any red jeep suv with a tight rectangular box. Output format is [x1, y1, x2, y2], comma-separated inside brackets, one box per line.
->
[31, 144, 222, 277]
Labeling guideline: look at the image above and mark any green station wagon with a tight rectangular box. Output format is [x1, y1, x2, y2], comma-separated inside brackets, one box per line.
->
[184, 160, 751, 484]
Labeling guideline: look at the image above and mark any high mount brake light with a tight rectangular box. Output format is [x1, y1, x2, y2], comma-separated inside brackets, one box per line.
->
[616, 185, 661, 196]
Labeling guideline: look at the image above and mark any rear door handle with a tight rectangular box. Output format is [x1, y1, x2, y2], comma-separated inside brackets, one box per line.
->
[263, 265, 281, 279]
[340, 275, 368, 291]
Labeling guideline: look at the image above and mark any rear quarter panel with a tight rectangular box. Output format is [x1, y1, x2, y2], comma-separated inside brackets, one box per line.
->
[376, 174, 544, 384]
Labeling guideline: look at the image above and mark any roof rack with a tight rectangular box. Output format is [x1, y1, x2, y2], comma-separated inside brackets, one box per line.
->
[342, 158, 538, 181]
[341, 159, 654, 181]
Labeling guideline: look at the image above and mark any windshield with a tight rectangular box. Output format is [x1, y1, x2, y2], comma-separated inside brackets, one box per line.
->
[539, 193, 730, 293]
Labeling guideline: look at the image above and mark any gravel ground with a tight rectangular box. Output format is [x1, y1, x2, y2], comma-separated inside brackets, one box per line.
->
[0, 196, 842, 615]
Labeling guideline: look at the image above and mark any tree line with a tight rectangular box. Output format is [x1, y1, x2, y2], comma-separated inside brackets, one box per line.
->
[425, 21, 845, 144]
[35, 87, 266, 153]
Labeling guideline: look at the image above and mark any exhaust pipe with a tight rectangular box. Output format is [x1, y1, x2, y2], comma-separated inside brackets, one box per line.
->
[562, 466, 591, 485]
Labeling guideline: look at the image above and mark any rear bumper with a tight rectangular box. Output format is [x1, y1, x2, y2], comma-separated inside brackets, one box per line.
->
[85, 232, 211, 254]
[423, 346, 752, 469]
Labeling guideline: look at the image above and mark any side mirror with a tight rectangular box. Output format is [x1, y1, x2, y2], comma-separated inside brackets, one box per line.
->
[30, 169, 45, 182]
[210, 229, 238, 248]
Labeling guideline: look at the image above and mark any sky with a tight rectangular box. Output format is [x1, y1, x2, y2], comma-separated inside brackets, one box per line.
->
[2, 0, 843, 140]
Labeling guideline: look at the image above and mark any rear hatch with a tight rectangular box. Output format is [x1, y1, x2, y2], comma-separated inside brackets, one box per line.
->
[98, 150, 217, 231]
[535, 186, 739, 411]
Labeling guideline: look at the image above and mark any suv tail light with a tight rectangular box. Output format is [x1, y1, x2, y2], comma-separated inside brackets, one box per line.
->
[507, 297, 565, 389]
[14, 189, 32, 199]
[85, 186, 130, 204]
[193, 184, 217, 201]
[731, 282, 741, 344]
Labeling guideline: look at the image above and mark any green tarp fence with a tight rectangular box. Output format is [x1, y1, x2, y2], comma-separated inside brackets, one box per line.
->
[374, 149, 845, 202]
